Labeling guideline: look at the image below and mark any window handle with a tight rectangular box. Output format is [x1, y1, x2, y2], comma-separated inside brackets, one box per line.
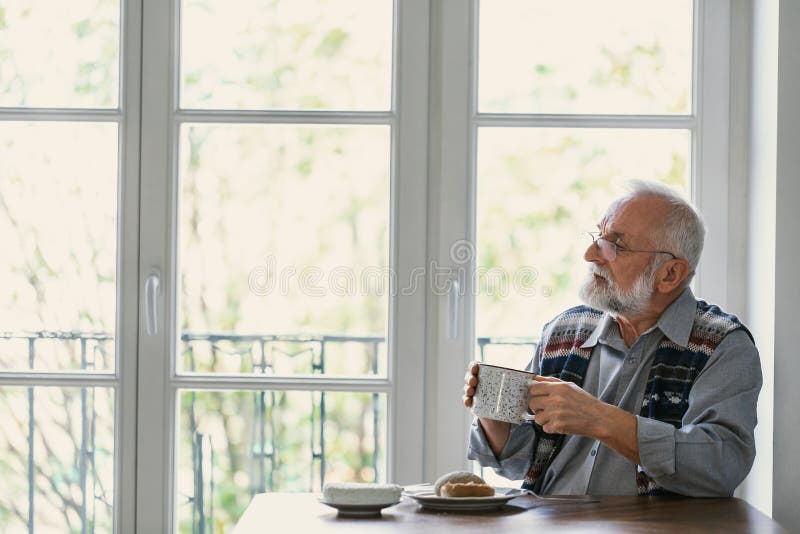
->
[145, 272, 160, 336]
[448, 278, 460, 339]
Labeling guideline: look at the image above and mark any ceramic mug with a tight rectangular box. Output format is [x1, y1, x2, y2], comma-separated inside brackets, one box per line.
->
[472, 363, 537, 425]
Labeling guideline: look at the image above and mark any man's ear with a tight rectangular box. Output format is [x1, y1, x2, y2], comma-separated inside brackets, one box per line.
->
[655, 259, 691, 293]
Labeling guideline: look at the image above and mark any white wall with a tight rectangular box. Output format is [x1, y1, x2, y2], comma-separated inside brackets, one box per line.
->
[738, 0, 777, 518]
[739, 1, 800, 530]
[772, 0, 800, 530]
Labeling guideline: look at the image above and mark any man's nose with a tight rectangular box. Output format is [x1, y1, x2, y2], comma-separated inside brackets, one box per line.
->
[584, 240, 602, 263]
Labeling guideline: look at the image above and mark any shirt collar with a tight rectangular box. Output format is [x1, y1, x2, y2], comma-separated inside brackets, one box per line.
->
[579, 287, 696, 349]
[580, 314, 617, 349]
[652, 287, 696, 348]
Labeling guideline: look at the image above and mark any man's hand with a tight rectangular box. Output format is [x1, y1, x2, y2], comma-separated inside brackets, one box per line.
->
[528, 375, 605, 436]
[528, 375, 640, 464]
[462, 361, 479, 407]
[463, 361, 511, 457]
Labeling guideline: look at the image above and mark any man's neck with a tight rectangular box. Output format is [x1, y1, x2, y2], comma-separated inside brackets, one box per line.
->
[613, 290, 685, 348]
[613, 313, 660, 348]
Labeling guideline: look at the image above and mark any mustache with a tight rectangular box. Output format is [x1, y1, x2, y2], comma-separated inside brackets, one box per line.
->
[589, 265, 611, 282]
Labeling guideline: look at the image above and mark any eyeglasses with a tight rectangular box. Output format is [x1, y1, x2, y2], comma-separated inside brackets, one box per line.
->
[587, 231, 678, 262]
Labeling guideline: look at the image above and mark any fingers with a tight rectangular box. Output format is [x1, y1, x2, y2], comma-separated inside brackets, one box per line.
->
[462, 379, 476, 407]
[528, 383, 551, 397]
[532, 374, 561, 383]
[528, 375, 563, 397]
[528, 396, 548, 415]
[463, 370, 478, 386]
[537, 415, 554, 433]
[464, 361, 480, 390]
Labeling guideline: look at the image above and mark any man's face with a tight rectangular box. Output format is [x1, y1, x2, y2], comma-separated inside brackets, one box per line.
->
[579, 196, 669, 315]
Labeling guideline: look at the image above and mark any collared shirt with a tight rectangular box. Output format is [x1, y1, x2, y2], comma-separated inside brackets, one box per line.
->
[467, 288, 762, 496]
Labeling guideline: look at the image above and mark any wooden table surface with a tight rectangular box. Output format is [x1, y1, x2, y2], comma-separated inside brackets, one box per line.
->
[232, 492, 786, 533]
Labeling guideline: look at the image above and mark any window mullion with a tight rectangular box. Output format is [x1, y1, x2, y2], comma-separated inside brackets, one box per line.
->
[391, 0, 430, 486]
[117, 0, 144, 532]
[692, 0, 732, 309]
[137, 0, 175, 532]
[475, 113, 696, 129]
[425, 0, 476, 481]
[174, 110, 395, 125]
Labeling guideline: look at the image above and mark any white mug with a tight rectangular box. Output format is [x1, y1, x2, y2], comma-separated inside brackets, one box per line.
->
[472, 363, 537, 425]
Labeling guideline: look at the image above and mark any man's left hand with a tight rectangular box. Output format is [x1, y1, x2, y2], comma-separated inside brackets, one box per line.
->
[528, 375, 640, 464]
[528, 375, 605, 437]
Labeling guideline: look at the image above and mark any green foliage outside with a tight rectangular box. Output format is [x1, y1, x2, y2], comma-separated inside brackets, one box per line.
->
[0, 0, 691, 531]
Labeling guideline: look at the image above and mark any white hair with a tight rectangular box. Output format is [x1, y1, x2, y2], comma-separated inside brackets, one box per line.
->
[621, 180, 706, 275]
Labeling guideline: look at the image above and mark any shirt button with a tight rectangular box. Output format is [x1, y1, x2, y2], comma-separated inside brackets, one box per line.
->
[590, 449, 597, 457]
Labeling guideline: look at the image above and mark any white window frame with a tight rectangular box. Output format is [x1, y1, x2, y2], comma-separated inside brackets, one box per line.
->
[0, 0, 142, 532]
[0, 0, 740, 531]
[425, 0, 736, 478]
[136, 0, 429, 531]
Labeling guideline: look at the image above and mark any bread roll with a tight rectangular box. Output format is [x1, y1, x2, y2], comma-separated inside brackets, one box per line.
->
[441, 482, 495, 498]
[433, 471, 487, 496]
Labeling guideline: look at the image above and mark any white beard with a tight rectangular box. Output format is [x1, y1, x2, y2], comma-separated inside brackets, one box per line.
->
[579, 264, 655, 315]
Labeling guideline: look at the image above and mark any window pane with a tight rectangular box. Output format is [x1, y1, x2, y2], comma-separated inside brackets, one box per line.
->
[478, 0, 692, 114]
[176, 389, 386, 532]
[0, 386, 115, 533]
[476, 128, 689, 367]
[0, 0, 120, 108]
[178, 124, 389, 376]
[0, 123, 118, 372]
[180, 0, 393, 110]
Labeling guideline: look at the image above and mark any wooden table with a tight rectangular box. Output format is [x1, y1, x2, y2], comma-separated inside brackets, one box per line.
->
[232, 492, 786, 533]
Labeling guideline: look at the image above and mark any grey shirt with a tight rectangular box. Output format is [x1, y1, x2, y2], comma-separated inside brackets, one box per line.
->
[467, 289, 762, 496]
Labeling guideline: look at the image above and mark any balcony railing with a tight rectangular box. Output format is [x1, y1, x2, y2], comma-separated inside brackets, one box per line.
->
[1, 331, 536, 533]
[179, 332, 387, 534]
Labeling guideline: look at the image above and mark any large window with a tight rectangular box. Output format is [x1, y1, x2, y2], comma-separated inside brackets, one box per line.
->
[137, 1, 404, 532]
[0, 0, 733, 532]
[468, 1, 693, 486]
[475, 0, 692, 365]
[430, 0, 732, 487]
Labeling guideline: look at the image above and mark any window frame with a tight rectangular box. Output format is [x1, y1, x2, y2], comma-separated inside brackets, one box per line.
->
[425, 0, 736, 479]
[0, 0, 141, 532]
[0, 0, 739, 531]
[136, 0, 429, 531]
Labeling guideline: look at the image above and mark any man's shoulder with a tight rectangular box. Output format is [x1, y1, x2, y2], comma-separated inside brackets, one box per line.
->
[550, 305, 605, 322]
[692, 299, 754, 343]
[541, 305, 605, 337]
[694, 299, 743, 323]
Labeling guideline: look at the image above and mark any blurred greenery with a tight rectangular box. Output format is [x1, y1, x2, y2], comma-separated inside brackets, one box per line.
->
[180, 0, 392, 110]
[0, 0, 119, 107]
[479, 0, 692, 114]
[1, 1, 692, 532]
[476, 127, 689, 358]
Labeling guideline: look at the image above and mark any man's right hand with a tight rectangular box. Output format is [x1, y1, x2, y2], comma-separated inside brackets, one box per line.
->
[463, 361, 512, 456]
[462, 361, 480, 407]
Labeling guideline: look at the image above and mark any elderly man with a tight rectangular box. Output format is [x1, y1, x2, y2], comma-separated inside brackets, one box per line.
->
[464, 181, 761, 496]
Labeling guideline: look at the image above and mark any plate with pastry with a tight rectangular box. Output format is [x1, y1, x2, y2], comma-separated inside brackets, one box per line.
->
[402, 471, 525, 512]
[320, 482, 403, 517]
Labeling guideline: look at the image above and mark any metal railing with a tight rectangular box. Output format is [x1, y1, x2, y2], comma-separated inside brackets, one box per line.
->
[180, 332, 386, 534]
[1, 331, 536, 533]
[476, 336, 538, 363]
[0, 331, 113, 534]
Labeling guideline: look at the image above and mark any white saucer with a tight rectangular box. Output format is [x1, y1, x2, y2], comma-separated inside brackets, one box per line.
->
[318, 499, 401, 517]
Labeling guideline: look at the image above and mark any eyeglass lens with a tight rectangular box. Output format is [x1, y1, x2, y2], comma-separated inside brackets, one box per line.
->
[598, 239, 617, 261]
[589, 233, 616, 261]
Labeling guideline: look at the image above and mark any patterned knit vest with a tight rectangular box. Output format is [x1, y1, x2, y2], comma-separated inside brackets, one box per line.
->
[521, 300, 751, 496]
